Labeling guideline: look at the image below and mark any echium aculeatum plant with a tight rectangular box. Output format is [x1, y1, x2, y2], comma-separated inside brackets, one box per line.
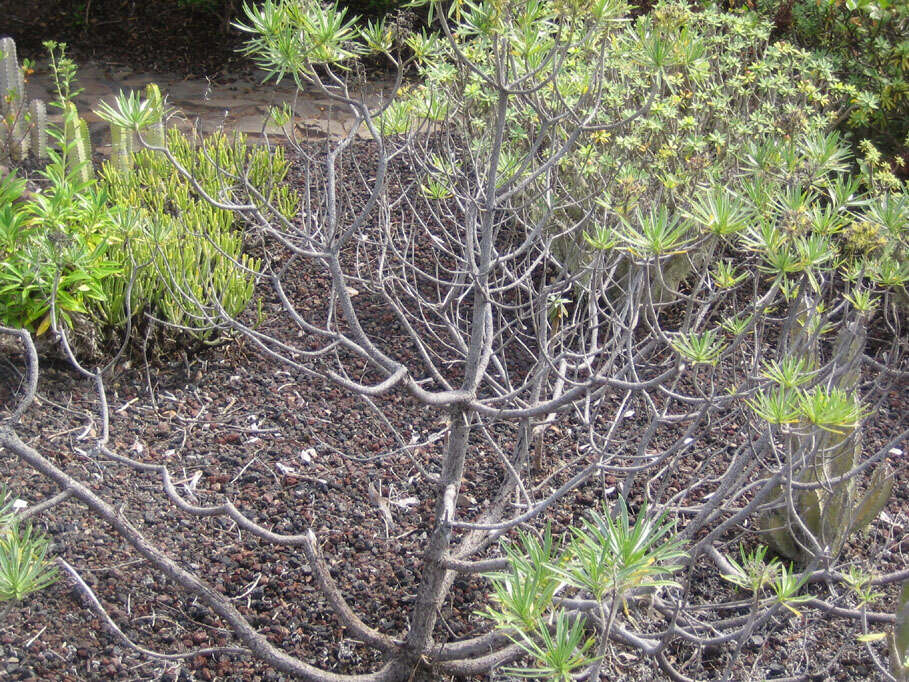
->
[0, 37, 48, 163]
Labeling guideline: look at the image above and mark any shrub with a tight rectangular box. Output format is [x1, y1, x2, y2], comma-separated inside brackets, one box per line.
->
[0, 44, 294, 349]
[391, 0, 868, 290]
[3, 0, 905, 680]
[97, 127, 297, 341]
[739, 0, 908, 152]
[0, 152, 119, 345]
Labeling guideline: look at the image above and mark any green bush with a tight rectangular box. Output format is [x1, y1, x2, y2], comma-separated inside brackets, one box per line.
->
[389, 0, 871, 289]
[0, 63, 297, 350]
[178, 0, 408, 21]
[738, 0, 908, 151]
[98, 127, 297, 341]
[0, 489, 58, 610]
[0, 152, 119, 341]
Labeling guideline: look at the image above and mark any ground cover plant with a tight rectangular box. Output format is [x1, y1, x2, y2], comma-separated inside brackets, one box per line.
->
[0, 0, 907, 680]
[0, 39, 295, 351]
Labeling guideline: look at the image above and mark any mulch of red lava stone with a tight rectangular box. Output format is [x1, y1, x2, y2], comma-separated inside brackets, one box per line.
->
[0, 146, 907, 682]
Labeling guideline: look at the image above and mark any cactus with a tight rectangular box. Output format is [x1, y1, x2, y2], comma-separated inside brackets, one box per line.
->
[0, 38, 48, 163]
[761, 313, 893, 562]
[63, 102, 94, 184]
[28, 99, 47, 160]
[0, 37, 21, 115]
[104, 83, 167, 175]
[893, 582, 909, 681]
[110, 123, 135, 175]
[0, 37, 26, 162]
[144, 83, 166, 148]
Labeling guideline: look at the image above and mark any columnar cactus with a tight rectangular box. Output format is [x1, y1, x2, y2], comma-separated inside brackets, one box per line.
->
[110, 122, 135, 175]
[28, 99, 47, 160]
[0, 37, 21, 112]
[761, 312, 893, 561]
[0, 37, 48, 162]
[0, 37, 26, 162]
[63, 102, 93, 183]
[144, 82, 166, 148]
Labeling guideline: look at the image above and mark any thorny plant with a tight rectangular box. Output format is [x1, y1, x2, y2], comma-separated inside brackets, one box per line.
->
[0, 37, 46, 164]
[1, 0, 907, 680]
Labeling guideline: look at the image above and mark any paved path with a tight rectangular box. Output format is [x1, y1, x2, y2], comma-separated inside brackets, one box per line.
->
[25, 61, 394, 154]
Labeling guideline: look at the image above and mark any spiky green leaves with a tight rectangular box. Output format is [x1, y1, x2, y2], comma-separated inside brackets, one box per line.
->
[615, 205, 693, 258]
[0, 491, 58, 605]
[482, 501, 687, 681]
[798, 386, 867, 433]
[670, 329, 726, 366]
[722, 545, 780, 595]
[768, 563, 811, 616]
[760, 357, 814, 390]
[234, 0, 366, 84]
[0, 523, 58, 603]
[684, 187, 752, 237]
[95, 90, 160, 138]
[481, 528, 560, 632]
[749, 368, 867, 432]
[556, 499, 687, 599]
[506, 612, 597, 681]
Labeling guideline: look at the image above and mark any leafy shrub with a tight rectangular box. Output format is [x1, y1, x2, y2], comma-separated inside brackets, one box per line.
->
[0, 50, 295, 349]
[391, 0, 868, 283]
[0, 151, 119, 341]
[97, 127, 297, 340]
[737, 0, 908, 151]
[483, 502, 687, 679]
[20, 0, 906, 678]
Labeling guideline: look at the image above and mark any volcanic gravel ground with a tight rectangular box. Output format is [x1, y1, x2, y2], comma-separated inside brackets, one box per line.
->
[0, 147, 906, 681]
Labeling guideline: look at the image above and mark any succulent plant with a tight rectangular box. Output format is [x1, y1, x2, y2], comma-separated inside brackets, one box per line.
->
[0, 37, 47, 162]
[0, 37, 21, 115]
[103, 82, 168, 175]
[28, 99, 47, 160]
[0, 38, 26, 162]
[143, 82, 166, 148]
[63, 102, 93, 183]
[761, 315, 893, 562]
[110, 122, 135, 175]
